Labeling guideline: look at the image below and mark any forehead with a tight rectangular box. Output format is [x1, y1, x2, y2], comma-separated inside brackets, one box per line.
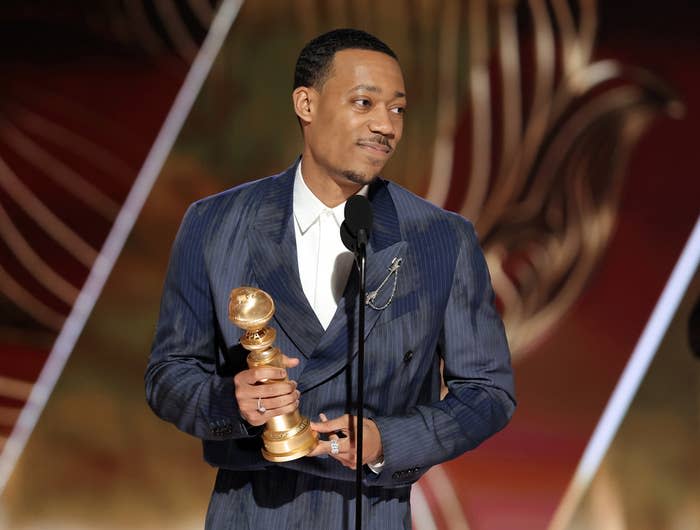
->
[324, 49, 405, 95]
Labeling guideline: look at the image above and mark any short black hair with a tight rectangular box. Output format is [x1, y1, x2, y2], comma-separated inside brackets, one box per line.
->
[294, 28, 398, 90]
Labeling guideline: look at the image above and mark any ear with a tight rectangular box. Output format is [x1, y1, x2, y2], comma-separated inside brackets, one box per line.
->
[292, 86, 314, 124]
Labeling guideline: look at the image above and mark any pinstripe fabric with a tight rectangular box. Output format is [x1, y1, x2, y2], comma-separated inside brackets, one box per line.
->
[145, 160, 516, 529]
[205, 467, 411, 530]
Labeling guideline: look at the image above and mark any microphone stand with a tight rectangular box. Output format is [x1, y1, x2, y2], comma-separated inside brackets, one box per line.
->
[355, 228, 368, 530]
[340, 195, 372, 530]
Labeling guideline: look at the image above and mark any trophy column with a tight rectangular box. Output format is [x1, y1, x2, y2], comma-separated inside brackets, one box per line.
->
[228, 287, 318, 462]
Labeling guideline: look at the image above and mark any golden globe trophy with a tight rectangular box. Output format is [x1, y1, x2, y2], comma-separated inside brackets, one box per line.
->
[228, 286, 318, 462]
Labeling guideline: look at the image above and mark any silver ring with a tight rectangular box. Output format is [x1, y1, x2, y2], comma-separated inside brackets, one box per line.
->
[256, 397, 266, 414]
[330, 439, 340, 455]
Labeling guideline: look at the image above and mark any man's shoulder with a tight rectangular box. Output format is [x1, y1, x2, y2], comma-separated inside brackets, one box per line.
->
[384, 181, 482, 274]
[174, 165, 294, 244]
[192, 170, 284, 211]
[384, 179, 474, 235]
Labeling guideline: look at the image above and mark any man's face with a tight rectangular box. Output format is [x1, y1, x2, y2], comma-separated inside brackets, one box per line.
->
[302, 49, 406, 186]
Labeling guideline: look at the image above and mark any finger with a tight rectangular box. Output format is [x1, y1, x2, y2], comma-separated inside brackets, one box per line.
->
[234, 367, 286, 387]
[323, 417, 341, 442]
[234, 380, 296, 415]
[260, 380, 297, 397]
[245, 367, 288, 384]
[281, 355, 300, 369]
[241, 403, 268, 426]
[320, 413, 344, 445]
[338, 438, 359, 469]
[244, 398, 300, 425]
[267, 399, 300, 417]
[308, 441, 357, 470]
[244, 381, 297, 399]
[328, 435, 354, 456]
[307, 440, 332, 457]
[310, 414, 352, 433]
[307, 437, 349, 456]
[258, 390, 301, 412]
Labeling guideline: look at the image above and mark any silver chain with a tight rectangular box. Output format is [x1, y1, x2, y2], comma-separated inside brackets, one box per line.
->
[365, 257, 403, 310]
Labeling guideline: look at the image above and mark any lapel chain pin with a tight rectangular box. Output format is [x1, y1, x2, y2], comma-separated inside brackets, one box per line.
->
[365, 257, 403, 310]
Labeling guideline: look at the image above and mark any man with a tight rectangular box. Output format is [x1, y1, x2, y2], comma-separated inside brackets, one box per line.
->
[146, 29, 515, 529]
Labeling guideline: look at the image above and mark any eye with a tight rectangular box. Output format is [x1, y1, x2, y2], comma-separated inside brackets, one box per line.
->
[354, 98, 372, 109]
[391, 106, 406, 115]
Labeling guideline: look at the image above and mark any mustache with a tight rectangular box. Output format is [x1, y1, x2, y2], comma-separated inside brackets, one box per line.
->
[357, 135, 393, 151]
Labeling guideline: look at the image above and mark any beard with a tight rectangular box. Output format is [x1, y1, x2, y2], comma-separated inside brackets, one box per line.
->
[340, 169, 379, 185]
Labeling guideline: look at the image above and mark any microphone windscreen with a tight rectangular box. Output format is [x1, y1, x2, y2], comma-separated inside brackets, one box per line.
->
[344, 195, 373, 237]
[340, 221, 356, 252]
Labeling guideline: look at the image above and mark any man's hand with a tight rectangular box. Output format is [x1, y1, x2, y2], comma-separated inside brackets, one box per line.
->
[308, 413, 383, 470]
[233, 355, 300, 427]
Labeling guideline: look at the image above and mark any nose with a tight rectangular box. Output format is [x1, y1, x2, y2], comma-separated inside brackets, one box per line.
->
[368, 106, 397, 138]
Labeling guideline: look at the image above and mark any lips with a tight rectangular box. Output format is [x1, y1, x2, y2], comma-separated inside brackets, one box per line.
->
[357, 141, 392, 155]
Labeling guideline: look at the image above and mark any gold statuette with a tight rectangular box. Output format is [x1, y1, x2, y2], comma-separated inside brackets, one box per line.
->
[228, 286, 318, 462]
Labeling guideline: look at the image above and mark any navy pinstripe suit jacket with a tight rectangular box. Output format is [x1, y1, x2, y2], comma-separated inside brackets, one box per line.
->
[146, 160, 515, 528]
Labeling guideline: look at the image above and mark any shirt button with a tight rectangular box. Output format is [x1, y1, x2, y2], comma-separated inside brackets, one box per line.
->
[403, 350, 414, 363]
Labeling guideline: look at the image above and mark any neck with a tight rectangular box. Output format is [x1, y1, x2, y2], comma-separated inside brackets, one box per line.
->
[299, 156, 362, 208]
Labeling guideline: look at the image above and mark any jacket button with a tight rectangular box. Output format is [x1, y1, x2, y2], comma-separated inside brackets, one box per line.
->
[403, 350, 413, 363]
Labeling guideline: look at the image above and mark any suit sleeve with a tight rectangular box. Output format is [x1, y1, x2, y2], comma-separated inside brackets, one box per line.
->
[145, 203, 256, 440]
[369, 220, 516, 486]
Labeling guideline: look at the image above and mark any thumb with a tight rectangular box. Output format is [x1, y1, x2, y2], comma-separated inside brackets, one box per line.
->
[282, 355, 300, 368]
[310, 414, 349, 433]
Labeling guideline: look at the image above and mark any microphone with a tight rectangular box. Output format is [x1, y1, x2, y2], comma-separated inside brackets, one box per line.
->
[340, 195, 373, 254]
[340, 194, 373, 530]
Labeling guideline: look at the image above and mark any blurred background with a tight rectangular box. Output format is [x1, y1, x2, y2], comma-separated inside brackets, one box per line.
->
[0, 1, 698, 529]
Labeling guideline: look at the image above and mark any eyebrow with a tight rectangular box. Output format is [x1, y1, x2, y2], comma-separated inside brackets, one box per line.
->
[349, 84, 406, 99]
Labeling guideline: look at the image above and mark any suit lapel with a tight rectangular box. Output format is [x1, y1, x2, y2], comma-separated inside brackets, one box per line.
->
[247, 162, 325, 357]
[298, 179, 406, 391]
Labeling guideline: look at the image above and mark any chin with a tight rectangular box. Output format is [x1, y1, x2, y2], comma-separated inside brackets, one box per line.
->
[340, 170, 379, 186]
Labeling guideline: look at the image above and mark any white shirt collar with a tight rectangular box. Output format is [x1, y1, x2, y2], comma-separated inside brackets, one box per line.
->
[293, 161, 368, 234]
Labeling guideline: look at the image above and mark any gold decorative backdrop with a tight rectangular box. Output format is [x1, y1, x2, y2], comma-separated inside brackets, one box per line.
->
[0, 1, 698, 529]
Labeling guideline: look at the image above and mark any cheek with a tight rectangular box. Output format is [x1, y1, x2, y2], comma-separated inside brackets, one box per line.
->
[324, 126, 352, 156]
[393, 120, 404, 142]
[311, 125, 338, 155]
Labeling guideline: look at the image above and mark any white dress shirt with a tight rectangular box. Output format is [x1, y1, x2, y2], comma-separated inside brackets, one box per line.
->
[293, 164, 366, 329]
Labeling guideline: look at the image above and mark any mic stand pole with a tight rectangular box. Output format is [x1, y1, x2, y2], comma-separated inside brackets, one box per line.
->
[355, 229, 367, 530]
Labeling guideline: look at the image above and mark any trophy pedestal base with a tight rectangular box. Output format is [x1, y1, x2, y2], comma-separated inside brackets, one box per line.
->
[262, 431, 318, 462]
[261, 416, 319, 462]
